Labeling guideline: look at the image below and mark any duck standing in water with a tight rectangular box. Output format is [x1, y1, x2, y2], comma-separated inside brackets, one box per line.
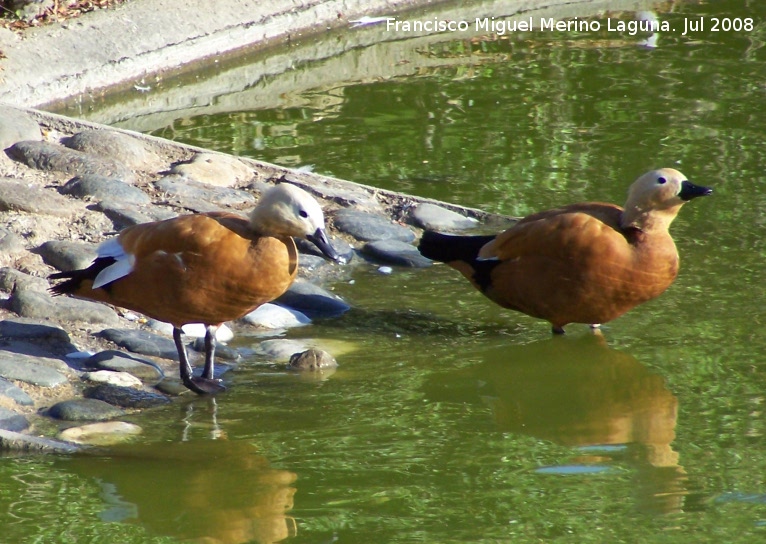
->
[418, 168, 712, 334]
[50, 183, 340, 394]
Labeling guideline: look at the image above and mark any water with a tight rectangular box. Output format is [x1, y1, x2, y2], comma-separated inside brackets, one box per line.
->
[9, 0, 766, 542]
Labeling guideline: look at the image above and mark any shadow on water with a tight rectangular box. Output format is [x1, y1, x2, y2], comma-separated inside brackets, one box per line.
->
[422, 333, 694, 515]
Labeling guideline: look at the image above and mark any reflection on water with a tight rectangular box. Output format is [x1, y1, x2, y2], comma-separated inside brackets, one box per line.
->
[424, 333, 688, 514]
[59, 438, 297, 544]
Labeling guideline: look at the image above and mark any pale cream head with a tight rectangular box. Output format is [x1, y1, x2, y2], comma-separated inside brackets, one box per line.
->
[250, 183, 327, 237]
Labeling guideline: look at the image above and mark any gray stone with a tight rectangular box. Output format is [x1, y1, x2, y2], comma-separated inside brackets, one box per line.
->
[0, 105, 41, 149]
[11, 289, 120, 325]
[0, 352, 68, 387]
[361, 239, 432, 268]
[58, 421, 143, 445]
[408, 203, 479, 231]
[0, 228, 25, 255]
[0, 378, 34, 406]
[6, 140, 134, 182]
[82, 370, 144, 388]
[296, 236, 354, 263]
[62, 129, 163, 171]
[48, 398, 126, 421]
[241, 303, 311, 329]
[333, 208, 416, 243]
[0, 268, 49, 292]
[0, 407, 29, 432]
[190, 338, 241, 362]
[85, 350, 164, 381]
[0, 177, 78, 217]
[0, 317, 70, 344]
[0, 429, 81, 454]
[36, 239, 97, 272]
[170, 152, 253, 187]
[254, 339, 310, 361]
[95, 199, 176, 229]
[85, 384, 171, 409]
[274, 280, 350, 319]
[155, 175, 256, 208]
[288, 348, 338, 371]
[59, 174, 151, 205]
[97, 329, 179, 360]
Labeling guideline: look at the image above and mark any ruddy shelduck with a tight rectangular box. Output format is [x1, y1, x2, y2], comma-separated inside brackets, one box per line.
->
[50, 183, 340, 394]
[418, 168, 712, 334]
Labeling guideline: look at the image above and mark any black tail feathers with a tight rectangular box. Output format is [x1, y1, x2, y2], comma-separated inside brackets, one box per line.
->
[417, 231, 495, 264]
[48, 257, 116, 296]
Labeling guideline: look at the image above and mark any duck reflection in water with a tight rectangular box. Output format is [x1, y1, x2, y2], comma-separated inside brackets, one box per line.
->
[424, 333, 689, 514]
[59, 439, 297, 544]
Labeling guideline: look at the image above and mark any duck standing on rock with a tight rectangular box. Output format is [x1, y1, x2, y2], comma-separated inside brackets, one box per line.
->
[418, 168, 712, 334]
[50, 183, 340, 394]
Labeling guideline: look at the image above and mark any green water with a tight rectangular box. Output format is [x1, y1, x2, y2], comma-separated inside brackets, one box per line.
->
[11, 0, 766, 542]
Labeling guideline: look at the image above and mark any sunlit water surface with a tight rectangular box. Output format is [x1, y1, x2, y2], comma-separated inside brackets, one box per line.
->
[6, 0, 766, 542]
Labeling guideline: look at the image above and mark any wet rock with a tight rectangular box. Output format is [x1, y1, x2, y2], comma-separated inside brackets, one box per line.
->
[277, 175, 378, 209]
[58, 421, 143, 446]
[242, 303, 311, 329]
[62, 129, 163, 171]
[408, 202, 479, 231]
[190, 338, 241, 362]
[254, 339, 309, 361]
[0, 228, 26, 256]
[85, 384, 172, 409]
[0, 429, 81, 454]
[0, 407, 29, 432]
[59, 174, 151, 205]
[361, 239, 432, 268]
[0, 105, 42, 149]
[0, 351, 68, 387]
[147, 320, 234, 343]
[36, 239, 97, 272]
[154, 379, 190, 396]
[6, 140, 134, 182]
[333, 208, 416, 243]
[11, 289, 120, 325]
[0, 268, 49, 292]
[48, 398, 126, 421]
[95, 199, 176, 229]
[83, 370, 144, 388]
[0, 317, 70, 344]
[288, 348, 338, 371]
[274, 280, 350, 319]
[0, 177, 78, 216]
[97, 329, 179, 360]
[85, 350, 164, 381]
[155, 175, 256, 209]
[170, 152, 254, 187]
[0, 430, 80, 453]
[0, 377, 34, 406]
[296, 235, 354, 263]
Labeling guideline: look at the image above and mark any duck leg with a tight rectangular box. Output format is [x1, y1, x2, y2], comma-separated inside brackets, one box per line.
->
[202, 325, 218, 380]
[173, 327, 225, 395]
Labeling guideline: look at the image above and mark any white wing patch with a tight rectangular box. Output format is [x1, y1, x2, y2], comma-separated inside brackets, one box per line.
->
[92, 238, 136, 289]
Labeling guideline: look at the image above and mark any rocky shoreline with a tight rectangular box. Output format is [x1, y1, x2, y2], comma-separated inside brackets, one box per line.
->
[0, 104, 514, 453]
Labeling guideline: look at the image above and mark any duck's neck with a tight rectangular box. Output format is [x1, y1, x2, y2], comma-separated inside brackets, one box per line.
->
[620, 204, 680, 233]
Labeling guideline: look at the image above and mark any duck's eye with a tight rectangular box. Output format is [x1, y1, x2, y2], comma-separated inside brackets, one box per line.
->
[657, 177, 667, 184]
[299, 210, 309, 218]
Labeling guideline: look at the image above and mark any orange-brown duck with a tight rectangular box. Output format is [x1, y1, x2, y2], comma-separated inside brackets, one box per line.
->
[418, 168, 711, 334]
[50, 183, 340, 394]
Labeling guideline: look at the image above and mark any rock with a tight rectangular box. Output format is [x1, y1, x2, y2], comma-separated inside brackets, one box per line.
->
[11, 289, 120, 325]
[61, 129, 163, 171]
[0, 228, 26, 256]
[6, 140, 134, 182]
[241, 303, 311, 329]
[408, 203, 479, 231]
[254, 339, 310, 361]
[0, 429, 81, 454]
[146, 321, 234, 343]
[0, 317, 70, 344]
[83, 370, 144, 388]
[0, 268, 49, 292]
[274, 280, 350, 319]
[0, 407, 29, 432]
[95, 199, 176, 229]
[170, 152, 254, 187]
[97, 329, 179, 360]
[85, 384, 172, 409]
[36, 239, 98, 272]
[155, 175, 256, 208]
[296, 236, 354, 263]
[59, 174, 151, 205]
[288, 348, 338, 371]
[0, 106, 41, 149]
[333, 208, 416, 243]
[190, 338, 241, 362]
[48, 398, 126, 421]
[85, 350, 164, 381]
[0, 351, 68, 387]
[0, 378, 34, 406]
[0, 177, 78, 216]
[361, 239, 432, 268]
[57, 421, 143, 446]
